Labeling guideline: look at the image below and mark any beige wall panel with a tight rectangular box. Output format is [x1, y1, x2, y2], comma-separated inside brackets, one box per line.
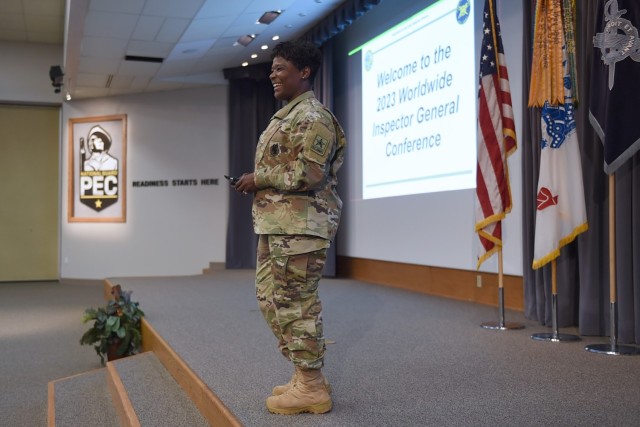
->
[0, 105, 59, 281]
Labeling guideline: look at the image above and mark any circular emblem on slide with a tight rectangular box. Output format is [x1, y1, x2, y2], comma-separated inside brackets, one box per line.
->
[456, 0, 471, 25]
[365, 50, 373, 71]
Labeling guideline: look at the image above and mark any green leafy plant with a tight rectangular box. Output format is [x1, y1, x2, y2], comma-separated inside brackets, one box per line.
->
[80, 284, 145, 365]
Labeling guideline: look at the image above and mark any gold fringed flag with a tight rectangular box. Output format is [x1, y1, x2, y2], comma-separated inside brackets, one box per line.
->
[475, 0, 517, 268]
[528, 0, 565, 107]
[532, 43, 588, 269]
[562, 0, 578, 104]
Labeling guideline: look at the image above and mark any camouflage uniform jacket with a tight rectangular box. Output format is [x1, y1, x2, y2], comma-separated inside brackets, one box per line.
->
[252, 91, 346, 240]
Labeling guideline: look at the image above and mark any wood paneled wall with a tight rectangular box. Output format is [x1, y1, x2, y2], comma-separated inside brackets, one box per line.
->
[337, 256, 523, 311]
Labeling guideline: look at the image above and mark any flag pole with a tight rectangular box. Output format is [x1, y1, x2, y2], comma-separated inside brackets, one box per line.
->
[531, 258, 580, 342]
[481, 248, 524, 330]
[585, 175, 640, 355]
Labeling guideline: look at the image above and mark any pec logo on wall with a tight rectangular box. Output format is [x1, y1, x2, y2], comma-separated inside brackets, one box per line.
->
[80, 125, 119, 211]
[68, 114, 127, 223]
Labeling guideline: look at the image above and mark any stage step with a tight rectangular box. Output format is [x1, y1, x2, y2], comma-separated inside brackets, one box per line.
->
[49, 352, 210, 427]
[202, 262, 225, 274]
[108, 351, 210, 427]
[49, 368, 120, 427]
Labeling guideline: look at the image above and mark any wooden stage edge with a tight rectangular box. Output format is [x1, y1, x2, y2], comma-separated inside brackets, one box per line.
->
[103, 279, 243, 427]
[336, 256, 524, 312]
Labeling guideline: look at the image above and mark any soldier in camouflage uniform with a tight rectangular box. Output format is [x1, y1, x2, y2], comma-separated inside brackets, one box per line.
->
[234, 40, 346, 415]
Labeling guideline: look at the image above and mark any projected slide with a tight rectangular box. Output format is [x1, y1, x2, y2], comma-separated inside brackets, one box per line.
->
[355, 0, 476, 199]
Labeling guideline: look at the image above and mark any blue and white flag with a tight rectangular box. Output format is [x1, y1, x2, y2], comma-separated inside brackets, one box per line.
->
[533, 51, 588, 269]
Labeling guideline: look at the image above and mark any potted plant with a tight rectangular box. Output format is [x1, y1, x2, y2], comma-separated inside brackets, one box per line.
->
[80, 284, 145, 365]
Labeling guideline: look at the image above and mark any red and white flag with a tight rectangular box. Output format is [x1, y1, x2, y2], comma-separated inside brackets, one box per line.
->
[475, 0, 517, 268]
[532, 45, 588, 269]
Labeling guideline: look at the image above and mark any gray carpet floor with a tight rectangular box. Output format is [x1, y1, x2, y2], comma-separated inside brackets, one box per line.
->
[3, 272, 640, 427]
[110, 270, 640, 427]
[0, 280, 107, 427]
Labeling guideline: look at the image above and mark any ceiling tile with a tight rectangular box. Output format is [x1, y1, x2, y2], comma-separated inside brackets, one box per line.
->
[117, 59, 161, 76]
[28, 30, 62, 44]
[0, 0, 22, 14]
[0, 14, 25, 31]
[245, 0, 297, 13]
[89, 0, 145, 15]
[131, 15, 164, 41]
[25, 14, 63, 34]
[129, 75, 151, 90]
[155, 18, 190, 43]
[126, 40, 174, 57]
[23, 0, 64, 15]
[80, 36, 128, 58]
[76, 72, 109, 87]
[83, 11, 138, 39]
[0, 29, 26, 41]
[142, 0, 206, 19]
[195, 0, 253, 19]
[78, 56, 120, 74]
[180, 16, 236, 42]
[166, 39, 216, 61]
[156, 59, 196, 78]
[109, 74, 135, 89]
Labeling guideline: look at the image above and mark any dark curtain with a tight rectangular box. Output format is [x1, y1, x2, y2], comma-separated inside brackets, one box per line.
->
[522, 1, 640, 343]
[313, 38, 338, 277]
[224, 63, 276, 269]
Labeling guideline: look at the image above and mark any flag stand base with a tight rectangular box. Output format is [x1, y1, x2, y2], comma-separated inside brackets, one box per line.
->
[481, 321, 524, 330]
[531, 293, 580, 342]
[585, 302, 640, 356]
[531, 332, 580, 342]
[481, 287, 524, 330]
[585, 343, 640, 355]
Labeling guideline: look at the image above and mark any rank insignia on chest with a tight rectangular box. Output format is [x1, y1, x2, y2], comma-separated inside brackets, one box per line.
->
[311, 135, 329, 156]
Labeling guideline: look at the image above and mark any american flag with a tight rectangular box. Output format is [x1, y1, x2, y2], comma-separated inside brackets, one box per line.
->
[475, 0, 517, 268]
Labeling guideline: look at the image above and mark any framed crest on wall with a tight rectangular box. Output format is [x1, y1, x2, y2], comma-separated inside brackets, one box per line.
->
[68, 114, 127, 222]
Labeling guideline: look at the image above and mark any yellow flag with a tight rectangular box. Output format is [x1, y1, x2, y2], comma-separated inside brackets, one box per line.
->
[528, 0, 565, 107]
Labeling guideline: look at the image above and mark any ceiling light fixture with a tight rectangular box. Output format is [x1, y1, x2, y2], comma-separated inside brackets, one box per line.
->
[236, 34, 256, 47]
[261, 45, 269, 50]
[272, 35, 280, 41]
[251, 54, 258, 58]
[258, 10, 282, 25]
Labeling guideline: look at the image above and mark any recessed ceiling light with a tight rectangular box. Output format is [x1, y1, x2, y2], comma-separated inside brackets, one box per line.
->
[261, 45, 269, 50]
[242, 62, 249, 66]
[272, 35, 280, 41]
[251, 54, 258, 58]
[258, 10, 282, 24]
[236, 34, 256, 47]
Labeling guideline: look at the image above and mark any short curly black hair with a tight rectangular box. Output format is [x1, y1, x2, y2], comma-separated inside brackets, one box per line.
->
[271, 40, 322, 83]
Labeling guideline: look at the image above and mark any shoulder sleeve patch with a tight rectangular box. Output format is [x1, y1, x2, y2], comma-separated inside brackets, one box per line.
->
[311, 134, 329, 156]
[304, 120, 334, 164]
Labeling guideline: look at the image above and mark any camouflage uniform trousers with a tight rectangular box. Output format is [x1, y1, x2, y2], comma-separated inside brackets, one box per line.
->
[256, 234, 329, 370]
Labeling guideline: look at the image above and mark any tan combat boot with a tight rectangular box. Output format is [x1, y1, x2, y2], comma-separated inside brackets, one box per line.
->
[266, 368, 332, 414]
[271, 370, 299, 396]
[272, 369, 332, 396]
